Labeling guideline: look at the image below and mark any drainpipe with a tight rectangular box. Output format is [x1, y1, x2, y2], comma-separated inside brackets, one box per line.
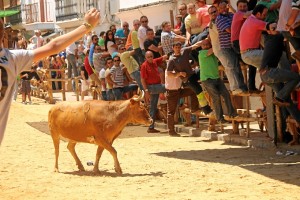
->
[39, 0, 45, 22]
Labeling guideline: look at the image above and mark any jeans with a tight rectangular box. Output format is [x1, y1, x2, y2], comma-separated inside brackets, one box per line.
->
[112, 84, 138, 100]
[241, 49, 263, 69]
[101, 91, 107, 101]
[130, 70, 144, 90]
[106, 89, 115, 101]
[232, 40, 257, 90]
[148, 84, 166, 129]
[166, 88, 199, 132]
[67, 54, 78, 78]
[221, 48, 246, 91]
[260, 33, 300, 101]
[202, 78, 236, 121]
[260, 68, 300, 101]
[191, 28, 209, 45]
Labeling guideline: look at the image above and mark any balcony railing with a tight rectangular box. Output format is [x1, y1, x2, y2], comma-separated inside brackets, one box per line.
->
[55, 0, 98, 22]
[5, 5, 22, 25]
[22, 1, 56, 24]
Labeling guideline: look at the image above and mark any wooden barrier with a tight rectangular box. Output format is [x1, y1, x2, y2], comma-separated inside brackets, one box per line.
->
[45, 69, 81, 104]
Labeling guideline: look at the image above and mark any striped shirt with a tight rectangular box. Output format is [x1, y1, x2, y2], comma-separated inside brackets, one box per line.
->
[216, 13, 233, 49]
[110, 65, 124, 88]
[292, 0, 300, 10]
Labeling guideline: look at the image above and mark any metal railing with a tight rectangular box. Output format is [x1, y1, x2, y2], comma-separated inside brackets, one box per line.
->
[22, 1, 56, 24]
[5, 5, 22, 25]
[55, 0, 98, 22]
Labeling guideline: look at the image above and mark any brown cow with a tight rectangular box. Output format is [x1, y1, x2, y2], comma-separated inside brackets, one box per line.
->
[48, 91, 152, 174]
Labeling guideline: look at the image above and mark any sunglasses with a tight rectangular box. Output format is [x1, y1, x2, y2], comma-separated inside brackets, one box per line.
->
[179, 8, 186, 11]
[209, 10, 217, 15]
[141, 20, 148, 23]
[107, 61, 113, 64]
[120, 48, 126, 50]
[114, 59, 120, 62]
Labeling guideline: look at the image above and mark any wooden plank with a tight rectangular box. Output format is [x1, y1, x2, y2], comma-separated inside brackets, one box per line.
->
[265, 85, 276, 143]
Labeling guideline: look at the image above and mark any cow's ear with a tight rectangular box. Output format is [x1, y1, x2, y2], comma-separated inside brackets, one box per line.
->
[130, 99, 138, 105]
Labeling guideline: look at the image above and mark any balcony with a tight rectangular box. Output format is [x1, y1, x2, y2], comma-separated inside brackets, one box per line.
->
[55, 0, 99, 22]
[5, 5, 22, 25]
[22, 1, 56, 24]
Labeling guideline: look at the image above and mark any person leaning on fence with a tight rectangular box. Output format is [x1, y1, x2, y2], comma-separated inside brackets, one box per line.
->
[0, 8, 100, 145]
[198, 39, 237, 124]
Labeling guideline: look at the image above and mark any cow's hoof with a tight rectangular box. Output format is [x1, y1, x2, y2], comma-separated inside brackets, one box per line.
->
[78, 164, 85, 171]
[93, 168, 101, 174]
[115, 167, 123, 175]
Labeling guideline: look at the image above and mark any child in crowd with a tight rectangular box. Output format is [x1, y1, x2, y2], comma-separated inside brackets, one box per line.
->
[198, 39, 237, 123]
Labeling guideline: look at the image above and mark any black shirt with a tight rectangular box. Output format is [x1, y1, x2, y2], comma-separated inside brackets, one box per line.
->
[144, 39, 161, 58]
[20, 71, 40, 81]
[81, 66, 89, 80]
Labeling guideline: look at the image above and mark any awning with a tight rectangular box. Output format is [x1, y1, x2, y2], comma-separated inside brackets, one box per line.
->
[0, 10, 20, 18]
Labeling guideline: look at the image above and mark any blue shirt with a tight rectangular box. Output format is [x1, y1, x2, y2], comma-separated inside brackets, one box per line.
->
[115, 28, 126, 38]
[216, 13, 233, 49]
[88, 43, 95, 66]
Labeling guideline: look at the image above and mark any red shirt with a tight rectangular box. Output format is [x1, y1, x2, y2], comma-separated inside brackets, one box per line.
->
[84, 55, 94, 75]
[231, 11, 246, 42]
[141, 57, 163, 85]
[239, 15, 266, 51]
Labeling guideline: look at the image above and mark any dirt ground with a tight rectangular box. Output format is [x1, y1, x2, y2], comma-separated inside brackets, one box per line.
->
[0, 97, 300, 200]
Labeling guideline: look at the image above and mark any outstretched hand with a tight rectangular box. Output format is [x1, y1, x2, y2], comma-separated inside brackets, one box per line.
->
[84, 8, 101, 28]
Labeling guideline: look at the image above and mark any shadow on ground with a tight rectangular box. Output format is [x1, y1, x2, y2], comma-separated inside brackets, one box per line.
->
[153, 147, 300, 187]
[26, 121, 167, 139]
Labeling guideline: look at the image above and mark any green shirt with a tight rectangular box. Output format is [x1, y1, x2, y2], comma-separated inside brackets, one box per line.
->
[98, 38, 105, 47]
[257, 0, 279, 23]
[198, 50, 219, 81]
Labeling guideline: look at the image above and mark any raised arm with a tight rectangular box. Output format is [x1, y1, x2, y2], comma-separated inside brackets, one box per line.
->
[33, 8, 100, 62]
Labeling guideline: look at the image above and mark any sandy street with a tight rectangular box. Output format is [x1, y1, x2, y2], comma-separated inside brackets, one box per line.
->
[0, 98, 300, 200]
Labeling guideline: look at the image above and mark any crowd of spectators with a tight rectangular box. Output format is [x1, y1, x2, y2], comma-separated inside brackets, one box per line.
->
[16, 0, 300, 136]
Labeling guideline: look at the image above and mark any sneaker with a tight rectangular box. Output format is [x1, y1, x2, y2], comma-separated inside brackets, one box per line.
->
[147, 128, 160, 133]
[232, 89, 243, 95]
[169, 131, 181, 137]
[28, 101, 32, 105]
[273, 97, 290, 107]
[21, 101, 26, 104]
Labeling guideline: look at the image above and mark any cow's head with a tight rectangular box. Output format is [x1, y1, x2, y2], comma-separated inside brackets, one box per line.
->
[129, 91, 153, 126]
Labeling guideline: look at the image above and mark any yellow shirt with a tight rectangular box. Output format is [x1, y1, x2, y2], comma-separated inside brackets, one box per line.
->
[184, 14, 202, 35]
[131, 30, 140, 49]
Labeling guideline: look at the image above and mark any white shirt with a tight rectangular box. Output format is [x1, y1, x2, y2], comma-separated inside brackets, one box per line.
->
[0, 49, 34, 144]
[165, 70, 182, 90]
[66, 43, 77, 55]
[138, 26, 147, 50]
[99, 68, 106, 91]
[277, 0, 300, 31]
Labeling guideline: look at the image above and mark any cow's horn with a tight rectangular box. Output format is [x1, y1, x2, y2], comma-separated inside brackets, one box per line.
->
[133, 90, 144, 101]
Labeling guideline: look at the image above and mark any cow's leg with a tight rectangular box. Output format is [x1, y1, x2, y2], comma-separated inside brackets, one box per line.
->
[93, 146, 104, 174]
[95, 138, 122, 175]
[67, 142, 85, 171]
[52, 137, 60, 172]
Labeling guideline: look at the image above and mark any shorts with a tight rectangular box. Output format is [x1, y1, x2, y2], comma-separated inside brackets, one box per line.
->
[81, 80, 90, 91]
[21, 80, 31, 93]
